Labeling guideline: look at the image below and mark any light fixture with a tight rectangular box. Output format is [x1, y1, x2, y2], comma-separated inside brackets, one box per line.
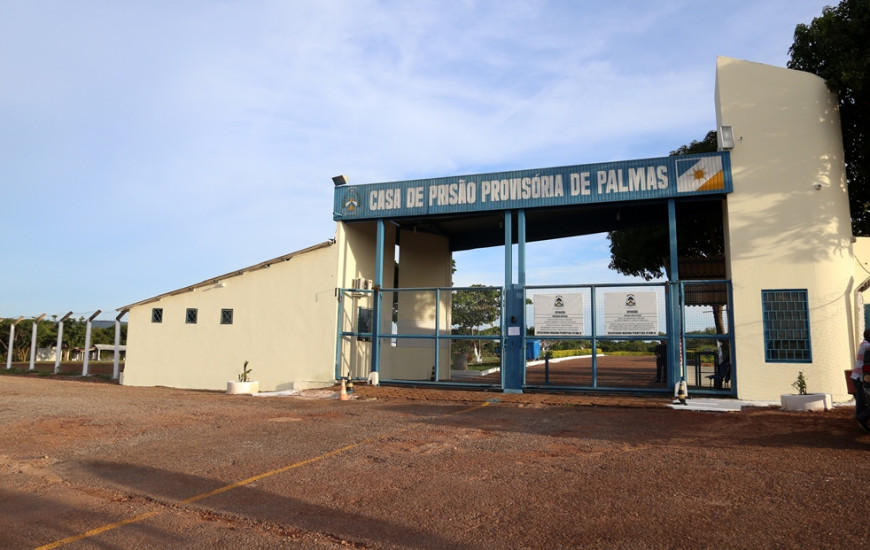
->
[332, 174, 349, 186]
[719, 126, 735, 150]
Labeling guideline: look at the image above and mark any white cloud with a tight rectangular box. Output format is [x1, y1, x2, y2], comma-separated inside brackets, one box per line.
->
[0, 0, 833, 317]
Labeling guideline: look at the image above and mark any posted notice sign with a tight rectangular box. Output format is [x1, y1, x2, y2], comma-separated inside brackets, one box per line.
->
[604, 292, 658, 336]
[534, 294, 583, 336]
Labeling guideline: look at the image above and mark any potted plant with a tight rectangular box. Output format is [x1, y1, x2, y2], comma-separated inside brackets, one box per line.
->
[780, 371, 831, 411]
[227, 360, 259, 395]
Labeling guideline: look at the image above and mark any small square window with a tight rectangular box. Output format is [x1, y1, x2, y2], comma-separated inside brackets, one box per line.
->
[220, 309, 234, 325]
[186, 308, 198, 324]
[151, 308, 163, 323]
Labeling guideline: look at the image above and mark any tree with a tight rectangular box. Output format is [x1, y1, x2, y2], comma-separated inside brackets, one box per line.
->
[608, 130, 724, 281]
[451, 285, 501, 363]
[607, 130, 728, 334]
[0, 318, 57, 362]
[58, 318, 87, 360]
[788, 0, 870, 235]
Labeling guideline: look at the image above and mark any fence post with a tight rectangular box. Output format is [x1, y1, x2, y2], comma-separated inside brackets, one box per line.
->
[82, 310, 101, 376]
[113, 310, 127, 380]
[54, 312, 73, 374]
[29, 314, 46, 371]
[6, 316, 23, 370]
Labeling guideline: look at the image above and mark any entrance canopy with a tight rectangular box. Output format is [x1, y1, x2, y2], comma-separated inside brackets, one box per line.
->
[339, 199, 725, 252]
[333, 151, 734, 394]
[333, 152, 732, 251]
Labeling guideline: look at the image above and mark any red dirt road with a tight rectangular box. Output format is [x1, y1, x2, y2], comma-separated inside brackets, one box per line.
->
[1, 375, 868, 549]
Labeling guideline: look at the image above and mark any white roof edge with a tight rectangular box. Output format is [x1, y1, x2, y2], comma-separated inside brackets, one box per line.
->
[115, 239, 336, 312]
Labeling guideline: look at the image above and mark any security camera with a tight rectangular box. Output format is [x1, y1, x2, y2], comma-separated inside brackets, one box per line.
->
[813, 183, 822, 190]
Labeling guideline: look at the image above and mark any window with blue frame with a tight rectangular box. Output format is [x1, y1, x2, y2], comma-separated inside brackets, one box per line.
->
[762, 289, 811, 362]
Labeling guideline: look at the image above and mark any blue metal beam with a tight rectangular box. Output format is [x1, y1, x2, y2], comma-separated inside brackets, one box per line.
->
[371, 219, 385, 377]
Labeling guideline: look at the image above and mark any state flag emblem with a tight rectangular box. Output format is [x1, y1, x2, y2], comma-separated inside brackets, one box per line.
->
[676, 156, 724, 193]
[343, 189, 360, 213]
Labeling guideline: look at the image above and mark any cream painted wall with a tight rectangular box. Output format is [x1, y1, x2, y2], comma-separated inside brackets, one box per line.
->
[386, 229, 452, 380]
[334, 221, 397, 380]
[715, 57, 854, 401]
[334, 222, 451, 381]
[123, 243, 339, 392]
[335, 221, 396, 289]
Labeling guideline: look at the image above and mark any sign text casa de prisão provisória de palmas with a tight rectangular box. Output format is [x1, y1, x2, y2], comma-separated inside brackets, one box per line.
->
[334, 152, 731, 220]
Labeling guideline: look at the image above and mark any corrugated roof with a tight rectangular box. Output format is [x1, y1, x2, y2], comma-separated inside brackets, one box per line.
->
[116, 239, 335, 312]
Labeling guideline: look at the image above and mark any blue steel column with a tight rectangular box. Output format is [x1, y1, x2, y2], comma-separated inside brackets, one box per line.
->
[370, 218, 385, 377]
[503, 211, 524, 393]
[591, 288, 598, 387]
[668, 199, 679, 282]
[517, 209, 526, 386]
[518, 210, 526, 287]
[666, 199, 682, 387]
[504, 211, 512, 286]
[334, 291, 345, 379]
[503, 211, 512, 390]
[434, 288, 441, 381]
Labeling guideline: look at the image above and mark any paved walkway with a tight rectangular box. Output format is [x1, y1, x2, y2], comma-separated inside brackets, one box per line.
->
[337, 383, 681, 409]
[304, 383, 786, 412]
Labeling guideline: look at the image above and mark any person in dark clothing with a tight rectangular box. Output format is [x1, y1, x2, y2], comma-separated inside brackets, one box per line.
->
[851, 329, 870, 431]
[654, 340, 666, 383]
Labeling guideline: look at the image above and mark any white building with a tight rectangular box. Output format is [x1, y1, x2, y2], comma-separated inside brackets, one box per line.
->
[120, 57, 870, 402]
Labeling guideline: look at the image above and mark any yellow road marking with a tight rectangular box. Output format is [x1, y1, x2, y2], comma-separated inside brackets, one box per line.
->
[34, 511, 162, 550]
[34, 400, 491, 549]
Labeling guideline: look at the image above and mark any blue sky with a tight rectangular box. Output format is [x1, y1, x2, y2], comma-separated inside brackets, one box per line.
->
[1, 0, 832, 320]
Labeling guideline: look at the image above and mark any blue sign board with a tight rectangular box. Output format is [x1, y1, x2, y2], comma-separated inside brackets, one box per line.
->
[333, 152, 731, 221]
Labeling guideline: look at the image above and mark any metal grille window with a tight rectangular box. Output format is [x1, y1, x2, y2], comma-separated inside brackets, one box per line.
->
[357, 307, 372, 341]
[220, 309, 233, 325]
[762, 290, 811, 362]
[186, 308, 198, 325]
[151, 308, 163, 323]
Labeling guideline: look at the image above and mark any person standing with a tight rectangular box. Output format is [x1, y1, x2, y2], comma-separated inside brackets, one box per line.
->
[654, 340, 666, 383]
[852, 329, 870, 431]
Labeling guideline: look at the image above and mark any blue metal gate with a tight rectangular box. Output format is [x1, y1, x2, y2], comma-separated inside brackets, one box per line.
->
[335, 279, 734, 395]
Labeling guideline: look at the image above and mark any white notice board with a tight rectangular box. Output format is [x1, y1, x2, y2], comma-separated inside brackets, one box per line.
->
[604, 292, 658, 336]
[534, 294, 583, 336]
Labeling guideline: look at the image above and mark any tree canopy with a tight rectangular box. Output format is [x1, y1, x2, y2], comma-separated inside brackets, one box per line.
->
[607, 130, 724, 281]
[451, 285, 501, 362]
[788, 0, 870, 235]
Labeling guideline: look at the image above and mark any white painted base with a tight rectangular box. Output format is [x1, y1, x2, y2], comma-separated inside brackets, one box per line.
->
[227, 381, 259, 395]
[780, 393, 832, 411]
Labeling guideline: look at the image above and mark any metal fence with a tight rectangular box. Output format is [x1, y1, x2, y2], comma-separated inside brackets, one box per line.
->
[336, 279, 734, 395]
[335, 286, 504, 387]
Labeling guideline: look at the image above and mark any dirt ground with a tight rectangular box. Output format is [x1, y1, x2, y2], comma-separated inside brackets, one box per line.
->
[1, 374, 868, 549]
